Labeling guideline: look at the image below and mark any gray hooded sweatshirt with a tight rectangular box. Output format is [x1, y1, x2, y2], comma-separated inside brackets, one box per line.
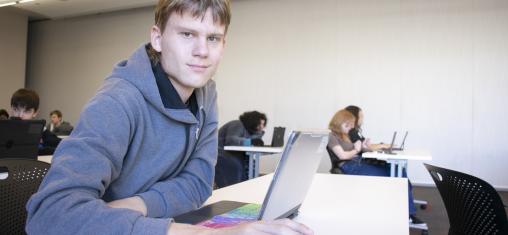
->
[26, 44, 218, 235]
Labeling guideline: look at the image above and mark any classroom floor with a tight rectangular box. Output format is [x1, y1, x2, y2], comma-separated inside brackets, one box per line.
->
[409, 186, 508, 235]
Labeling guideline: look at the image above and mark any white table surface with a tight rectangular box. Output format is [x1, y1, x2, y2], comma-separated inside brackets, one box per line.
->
[363, 149, 432, 161]
[224, 146, 284, 153]
[205, 173, 409, 235]
[38, 155, 53, 164]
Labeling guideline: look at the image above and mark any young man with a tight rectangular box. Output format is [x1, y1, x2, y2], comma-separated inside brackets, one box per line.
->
[10, 88, 39, 121]
[26, 1, 313, 235]
[9, 88, 61, 154]
[46, 110, 74, 135]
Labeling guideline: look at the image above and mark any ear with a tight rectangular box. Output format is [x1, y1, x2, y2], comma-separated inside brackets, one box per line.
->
[150, 25, 163, 52]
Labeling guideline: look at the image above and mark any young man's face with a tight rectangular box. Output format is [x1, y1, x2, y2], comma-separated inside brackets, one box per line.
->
[151, 8, 226, 93]
[50, 114, 61, 125]
[11, 107, 37, 120]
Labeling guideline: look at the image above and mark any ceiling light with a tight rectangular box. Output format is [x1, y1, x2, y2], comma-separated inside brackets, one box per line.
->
[0, 0, 35, 8]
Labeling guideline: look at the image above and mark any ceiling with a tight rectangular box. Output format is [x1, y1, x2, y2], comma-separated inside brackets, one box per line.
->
[10, 0, 158, 20]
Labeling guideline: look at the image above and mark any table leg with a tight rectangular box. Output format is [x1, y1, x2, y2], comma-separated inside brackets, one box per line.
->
[397, 160, 407, 178]
[254, 154, 260, 178]
[247, 152, 254, 179]
[387, 159, 396, 177]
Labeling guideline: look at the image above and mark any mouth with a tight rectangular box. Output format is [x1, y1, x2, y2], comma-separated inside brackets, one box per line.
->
[187, 64, 210, 73]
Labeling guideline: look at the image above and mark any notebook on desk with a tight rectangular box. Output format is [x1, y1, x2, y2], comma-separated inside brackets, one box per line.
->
[0, 119, 45, 159]
[174, 130, 328, 227]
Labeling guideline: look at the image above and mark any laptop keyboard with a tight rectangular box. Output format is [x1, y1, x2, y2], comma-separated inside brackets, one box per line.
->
[198, 203, 261, 228]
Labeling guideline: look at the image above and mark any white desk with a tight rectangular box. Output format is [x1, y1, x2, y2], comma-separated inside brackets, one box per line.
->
[224, 146, 283, 179]
[363, 150, 432, 177]
[205, 173, 409, 235]
[363, 150, 431, 231]
[38, 155, 53, 164]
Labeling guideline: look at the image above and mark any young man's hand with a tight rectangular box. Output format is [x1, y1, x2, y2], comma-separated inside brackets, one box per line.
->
[169, 219, 314, 235]
[107, 196, 147, 216]
[107, 197, 314, 235]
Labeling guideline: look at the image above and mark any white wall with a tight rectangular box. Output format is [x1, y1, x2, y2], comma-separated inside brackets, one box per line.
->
[0, 8, 28, 111]
[26, 0, 508, 189]
[26, 7, 154, 123]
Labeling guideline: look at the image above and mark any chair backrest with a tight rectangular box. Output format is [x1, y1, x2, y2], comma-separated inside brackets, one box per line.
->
[326, 146, 343, 174]
[0, 159, 50, 235]
[424, 163, 508, 235]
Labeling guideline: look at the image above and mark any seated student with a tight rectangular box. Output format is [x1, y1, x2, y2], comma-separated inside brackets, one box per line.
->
[345, 105, 391, 152]
[327, 109, 426, 226]
[46, 110, 73, 135]
[215, 111, 267, 188]
[26, 1, 312, 234]
[0, 109, 9, 120]
[10, 88, 61, 155]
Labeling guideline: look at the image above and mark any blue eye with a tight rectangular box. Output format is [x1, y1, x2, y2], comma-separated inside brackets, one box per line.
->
[208, 36, 222, 43]
[181, 32, 192, 38]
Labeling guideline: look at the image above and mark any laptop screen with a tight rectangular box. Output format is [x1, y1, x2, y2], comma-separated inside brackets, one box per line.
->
[173, 130, 328, 225]
[258, 131, 328, 220]
[0, 119, 45, 159]
[270, 127, 285, 147]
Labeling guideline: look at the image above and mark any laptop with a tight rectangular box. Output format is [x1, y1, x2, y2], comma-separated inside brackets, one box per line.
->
[264, 126, 285, 147]
[391, 131, 408, 151]
[380, 131, 398, 154]
[174, 130, 328, 227]
[0, 119, 45, 159]
[380, 131, 408, 154]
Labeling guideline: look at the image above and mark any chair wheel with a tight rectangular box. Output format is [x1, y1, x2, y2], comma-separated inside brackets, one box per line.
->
[421, 230, 428, 235]
[420, 204, 427, 210]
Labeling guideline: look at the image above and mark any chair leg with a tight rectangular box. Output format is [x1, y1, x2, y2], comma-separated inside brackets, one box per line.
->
[409, 223, 428, 232]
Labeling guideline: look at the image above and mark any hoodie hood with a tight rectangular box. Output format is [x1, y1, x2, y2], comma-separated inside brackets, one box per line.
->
[106, 44, 207, 124]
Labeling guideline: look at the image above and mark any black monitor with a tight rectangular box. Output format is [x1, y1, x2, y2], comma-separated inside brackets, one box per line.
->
[0, 119, 45, 159]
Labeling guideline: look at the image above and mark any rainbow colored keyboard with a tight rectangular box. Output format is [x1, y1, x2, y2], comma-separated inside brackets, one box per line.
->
[198, 203, 261, 228]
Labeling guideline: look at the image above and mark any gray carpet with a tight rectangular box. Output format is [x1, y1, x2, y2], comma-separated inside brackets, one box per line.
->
[409, 186, 508, 235]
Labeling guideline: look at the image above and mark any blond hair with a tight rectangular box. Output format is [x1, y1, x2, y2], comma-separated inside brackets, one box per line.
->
[328, 109, 355, 142]
[148, 0, 231, 64]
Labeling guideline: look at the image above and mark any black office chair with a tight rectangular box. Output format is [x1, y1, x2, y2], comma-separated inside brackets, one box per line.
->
[424, 163, 508, 235]
[326, 146, 344, 174]
[0, 159, 50, 235]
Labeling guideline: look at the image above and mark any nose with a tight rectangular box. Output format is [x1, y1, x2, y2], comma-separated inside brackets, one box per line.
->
[192, 37, 209, 58]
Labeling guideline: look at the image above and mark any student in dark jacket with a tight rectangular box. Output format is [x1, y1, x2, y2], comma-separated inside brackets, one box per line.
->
[215, 111, 267, 188]
[9, 88, 61, 155]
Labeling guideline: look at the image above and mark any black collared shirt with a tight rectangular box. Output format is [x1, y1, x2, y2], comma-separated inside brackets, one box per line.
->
[150, 53, 198, 117]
